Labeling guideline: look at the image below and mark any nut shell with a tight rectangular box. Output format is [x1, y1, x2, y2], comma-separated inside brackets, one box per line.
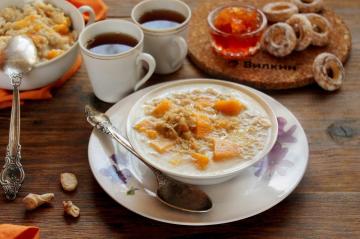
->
[63, 200, 80, 218]
[60, 173, 78, 192]
[22, 193, 54, 210]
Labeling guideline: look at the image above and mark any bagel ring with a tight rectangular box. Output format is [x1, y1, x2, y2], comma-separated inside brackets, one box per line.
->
[263, 2, 299, 22]
[313, 53, 345, 91]
[306, 13, 331, 46]
[286, 14, 313, 51]
[261, 22, 297, 57]
[292, 0, 324, 13]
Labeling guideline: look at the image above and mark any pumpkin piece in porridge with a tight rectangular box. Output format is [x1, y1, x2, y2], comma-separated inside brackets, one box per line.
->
[13, 15, 37, 29]
[46, 49, 63, 60]
[149, 141, 174, 154]
[214, 99, 246, 116]
[53, 23, 70, 35]
[213, 139, 241, 161]
[194, 114, 213, 138]
[152, 99, 172, 118]
[191, 153, 209, 170]
[135, 120, 158, 139]
[145, 130, 158, 139]
[135, 119, 154, 132]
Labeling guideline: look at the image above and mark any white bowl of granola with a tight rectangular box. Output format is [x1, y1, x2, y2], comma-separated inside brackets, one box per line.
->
[0, 0, 94, 90]
[127, 79, 278, 185]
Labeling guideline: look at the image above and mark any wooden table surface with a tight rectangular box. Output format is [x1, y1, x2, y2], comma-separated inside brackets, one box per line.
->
[0, 0, 359, 238]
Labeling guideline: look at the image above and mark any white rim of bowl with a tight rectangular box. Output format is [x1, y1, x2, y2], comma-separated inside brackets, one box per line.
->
[126, 79, 279, 180]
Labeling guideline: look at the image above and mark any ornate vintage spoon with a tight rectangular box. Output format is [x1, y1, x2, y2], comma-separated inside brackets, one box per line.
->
[0, 36, 37, 200]
[85, 105, 213, 213]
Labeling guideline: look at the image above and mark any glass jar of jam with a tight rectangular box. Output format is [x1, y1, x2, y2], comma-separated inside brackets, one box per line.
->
[208, 5, 267, 60]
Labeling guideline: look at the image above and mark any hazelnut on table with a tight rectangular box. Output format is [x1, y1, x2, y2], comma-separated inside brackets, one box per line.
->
[63, 200, 80, 218]
[60, 173, 78, 191]
[22, 193, 55, 210]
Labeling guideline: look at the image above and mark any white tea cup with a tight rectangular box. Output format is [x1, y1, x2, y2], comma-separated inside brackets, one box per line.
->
[79, 19, 156, 103]
[131, 0, 191, 75]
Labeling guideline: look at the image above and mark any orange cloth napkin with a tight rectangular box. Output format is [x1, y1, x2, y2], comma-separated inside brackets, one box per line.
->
[68, 0, 108, 21]
[0, 224, 40, 239]
[0, 0, 108, 109]
[0, 56, 82, 109]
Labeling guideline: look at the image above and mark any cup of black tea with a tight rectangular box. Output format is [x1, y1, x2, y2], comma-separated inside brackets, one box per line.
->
[79, 19, 156, 103]
[131, 0, 191, 74]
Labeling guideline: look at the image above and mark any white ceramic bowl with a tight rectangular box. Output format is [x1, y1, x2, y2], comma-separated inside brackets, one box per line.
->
[0, 0, 95, 90]
[127, 79, 279, 185]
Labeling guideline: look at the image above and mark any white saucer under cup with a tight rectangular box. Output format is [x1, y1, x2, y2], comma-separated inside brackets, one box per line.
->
[88, 79, 309, 226]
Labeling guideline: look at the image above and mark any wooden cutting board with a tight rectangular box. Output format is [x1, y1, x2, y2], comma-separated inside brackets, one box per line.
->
[188, 0, 352, 90]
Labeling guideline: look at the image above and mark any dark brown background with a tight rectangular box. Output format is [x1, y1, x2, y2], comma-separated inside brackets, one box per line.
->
[0, 0, 359, 238]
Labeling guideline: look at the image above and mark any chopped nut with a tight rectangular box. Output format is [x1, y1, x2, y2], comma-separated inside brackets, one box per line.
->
[60, 173, 78, 191]
[22, 193, 54, 210]
[63, 200, 80, 218]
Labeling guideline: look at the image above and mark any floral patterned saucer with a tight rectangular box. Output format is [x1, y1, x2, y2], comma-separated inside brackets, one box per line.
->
[88, 79, 309, 226]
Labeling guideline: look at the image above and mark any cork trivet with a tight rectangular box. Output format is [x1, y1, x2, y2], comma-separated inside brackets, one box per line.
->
[188, 0, 352, 90]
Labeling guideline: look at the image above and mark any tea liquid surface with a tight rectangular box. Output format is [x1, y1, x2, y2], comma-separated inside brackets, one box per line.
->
[87, 33, 138, 55]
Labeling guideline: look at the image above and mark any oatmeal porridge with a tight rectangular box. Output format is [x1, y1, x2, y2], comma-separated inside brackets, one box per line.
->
[132, 88, 272, 175]
[0, 1, 76, 63]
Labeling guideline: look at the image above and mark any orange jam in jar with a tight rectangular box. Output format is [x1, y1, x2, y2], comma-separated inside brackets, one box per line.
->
[208, 5, 267, 60]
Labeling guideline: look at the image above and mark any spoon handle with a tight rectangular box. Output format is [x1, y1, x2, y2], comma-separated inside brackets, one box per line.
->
[85, 105, 159, 173]
[9, 73, 21, 155]
[95, 119, 173, 183]
[98, 118, 157, 172]
[0, 73, 25, 200]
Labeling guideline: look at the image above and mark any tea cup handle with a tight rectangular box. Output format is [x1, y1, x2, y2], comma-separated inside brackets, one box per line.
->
[170, 36, 188, 69]
[78, 6, 96, 25]
[134, 53, 156, 91]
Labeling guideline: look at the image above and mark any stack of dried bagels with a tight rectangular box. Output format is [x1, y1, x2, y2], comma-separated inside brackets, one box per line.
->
[261, 0, 345, 91]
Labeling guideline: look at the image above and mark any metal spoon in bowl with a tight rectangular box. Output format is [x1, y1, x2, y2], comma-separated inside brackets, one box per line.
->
[0, 36, 37, 200]
[85, 105, 213, 213]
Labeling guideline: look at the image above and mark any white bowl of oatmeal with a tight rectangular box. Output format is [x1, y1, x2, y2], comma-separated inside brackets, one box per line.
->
[0, 0, 94, 90]
[127, 79, 278, 185]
